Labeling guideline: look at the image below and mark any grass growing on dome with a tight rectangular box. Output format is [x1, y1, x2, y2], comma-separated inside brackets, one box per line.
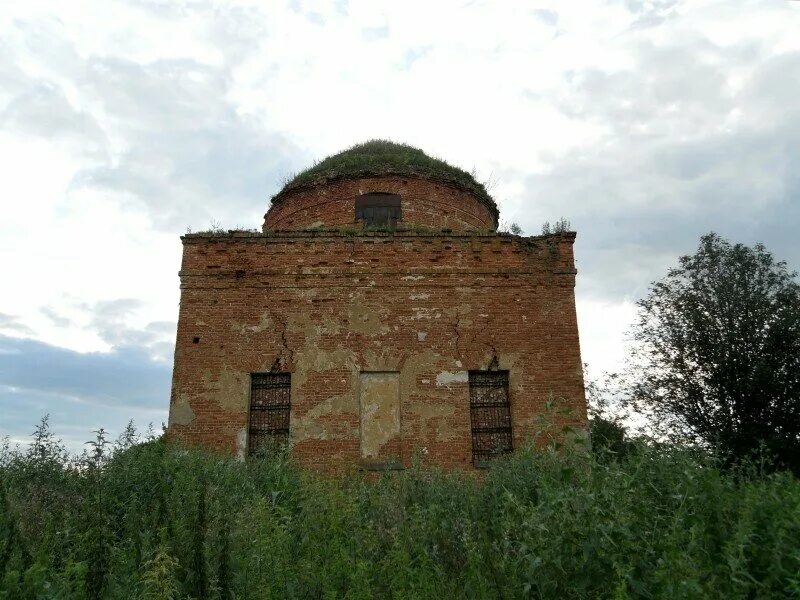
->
[275, 140, 498, 218]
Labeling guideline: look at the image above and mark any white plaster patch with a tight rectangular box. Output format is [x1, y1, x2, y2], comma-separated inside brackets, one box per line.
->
[456, 360, 463, 367]
[409, 293, 430, 300]
[402, 275, 425, 281]
[411, 308, 436, 320]
[417, 331, 428, 341]
[170, 397, 196, 426]
[235, 428, 247, 461]
[436, 371, 469, 387]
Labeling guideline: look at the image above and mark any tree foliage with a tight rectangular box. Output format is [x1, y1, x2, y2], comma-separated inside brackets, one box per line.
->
[630, 233, 800, 473]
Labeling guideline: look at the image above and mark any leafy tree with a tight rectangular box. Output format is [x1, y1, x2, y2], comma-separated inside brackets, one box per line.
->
[630, 233, 800, 473]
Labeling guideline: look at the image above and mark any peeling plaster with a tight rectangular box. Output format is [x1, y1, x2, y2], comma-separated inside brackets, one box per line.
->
[170, 396, 196, 425]
[362, 348, 402, 372]
[288, 311, 340, 338]
[347, 295, 389, 336]
[409, 402, 457, 442]
[410, 307, 438, 320]
[234, 311, 273, 334]
[293, 393, 358, 441]
[359, 372, 400, 459]
[417, 331, 427, 341]
[203, 368, 249, 412]
[293, 347, 356, 390]
[436, 371, 469, 387]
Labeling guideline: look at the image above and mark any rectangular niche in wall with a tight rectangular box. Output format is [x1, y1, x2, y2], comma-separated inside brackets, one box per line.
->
[359, 371, 401, 468]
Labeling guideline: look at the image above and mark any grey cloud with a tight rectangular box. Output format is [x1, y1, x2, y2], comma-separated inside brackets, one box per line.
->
[533, 9, 559, 27]
[0, 40, 27, 98]
[2, 14, 308, 232]
[68, 54, 307, 229]
[334, 0, 349, 17]
[0, 313, 34, 335]
[289, 0, 325, 26]
[40, 306, 71, 328]
[362, 25, 389, 41]
[743, 51, 800, 113]
[621, 0, 680, 28]
[82, 299, 176, 361]
[511, 45, 800, 301]
[0, 334, 171, 412]
[0, 383, 167, 453]
[0, 304, 173, 449]
[559, 37, 739, 135]
[0, 82, 108, 159]
[402, 46, 433, 69]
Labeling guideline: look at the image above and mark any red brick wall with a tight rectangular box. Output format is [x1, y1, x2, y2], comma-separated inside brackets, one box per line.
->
[264, 177, 497, 232]
[169, 229, 587, 472]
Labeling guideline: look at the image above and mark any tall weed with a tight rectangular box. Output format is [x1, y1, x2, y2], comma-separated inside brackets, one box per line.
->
[0, 419, 798, 598]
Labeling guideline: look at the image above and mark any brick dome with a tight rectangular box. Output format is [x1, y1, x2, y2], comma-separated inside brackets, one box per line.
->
[264, 141, 499, 232]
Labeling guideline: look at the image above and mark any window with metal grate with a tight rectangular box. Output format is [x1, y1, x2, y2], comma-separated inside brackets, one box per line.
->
[468, 370, 513, 467]
[248, 373, 291, 456]
[355, 193, 401, 228]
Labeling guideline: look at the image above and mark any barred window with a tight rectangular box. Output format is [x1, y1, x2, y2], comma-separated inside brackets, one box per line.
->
[469, 370, 513, 466]
[248, 373, 291, 456]
[356, 193, 401, 228]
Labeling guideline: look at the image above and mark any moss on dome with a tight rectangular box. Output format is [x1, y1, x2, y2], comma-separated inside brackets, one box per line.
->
[272, 140, 498, 224]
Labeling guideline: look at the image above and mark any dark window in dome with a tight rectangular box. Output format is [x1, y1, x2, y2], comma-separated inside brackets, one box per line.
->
[356, 193, 401, 228]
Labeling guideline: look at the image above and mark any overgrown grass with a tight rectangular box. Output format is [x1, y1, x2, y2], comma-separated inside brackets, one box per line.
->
[1, 420, 799, 599]
[275, 140, 499, 223]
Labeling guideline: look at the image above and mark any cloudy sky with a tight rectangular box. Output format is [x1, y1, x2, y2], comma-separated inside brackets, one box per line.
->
[1, 0, 799, 449]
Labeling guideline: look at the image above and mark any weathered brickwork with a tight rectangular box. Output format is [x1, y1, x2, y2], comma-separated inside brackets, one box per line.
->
[169, 176, 587, 472]
[265, 176, 498, 232]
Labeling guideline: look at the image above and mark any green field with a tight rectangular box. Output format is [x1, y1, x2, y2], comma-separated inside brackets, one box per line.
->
[1, 423, 799, 599]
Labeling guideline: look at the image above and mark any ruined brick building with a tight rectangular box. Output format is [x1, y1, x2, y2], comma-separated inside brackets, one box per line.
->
[168, 141, 587, 471]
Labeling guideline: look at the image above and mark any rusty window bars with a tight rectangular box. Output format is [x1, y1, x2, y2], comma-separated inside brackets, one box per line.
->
[469, 370, 513, 466]
[248, 373, 291, 456]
